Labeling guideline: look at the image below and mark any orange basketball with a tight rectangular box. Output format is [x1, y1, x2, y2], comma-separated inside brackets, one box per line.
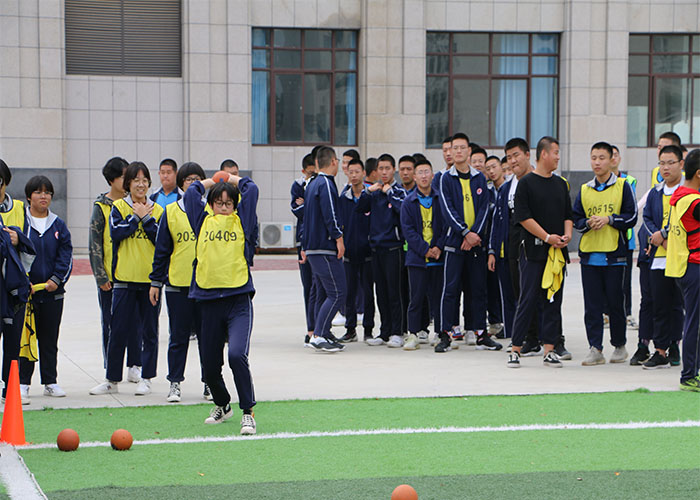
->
[110, 429, 133, 451]
[212, 171, 229, 183]
[391, 484, 418, 500]
[56, 428, 80, 452]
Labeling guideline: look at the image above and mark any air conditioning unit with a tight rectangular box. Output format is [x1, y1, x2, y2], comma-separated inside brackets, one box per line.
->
[260, 222, 295, 248]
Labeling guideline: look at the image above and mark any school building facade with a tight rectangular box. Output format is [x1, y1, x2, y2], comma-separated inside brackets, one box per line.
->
[0, 0, 698, 249]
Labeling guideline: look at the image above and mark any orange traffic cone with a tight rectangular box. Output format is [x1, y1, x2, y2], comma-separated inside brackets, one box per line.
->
[1, 360, 26, 445]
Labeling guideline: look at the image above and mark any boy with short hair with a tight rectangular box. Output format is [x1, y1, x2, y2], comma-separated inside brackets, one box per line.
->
[398, 155, 417, 193]
[220, 159, 239, 176]
[151, 159, 181, 208]
[651, 132, 681, 187]
[470, 146, 488, 174]
[573, 142, 637, 366]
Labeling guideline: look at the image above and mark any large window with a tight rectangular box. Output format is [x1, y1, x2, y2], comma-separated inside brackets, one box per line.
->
[628, 34, 700, 147]
[252, 28, 358, 146]
[426, 32, 559, 148]
[65, 0, 181, 77]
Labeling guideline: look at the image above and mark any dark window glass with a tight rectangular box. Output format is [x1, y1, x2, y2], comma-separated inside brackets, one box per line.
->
[335, 31, 357, 49]
[426, 76, 449, 147]
[427, 32, 450, 53]
[304, 51, 332, 70]
[453, 33, 489, 53]
[252, 49, 269, 69]
[335, 51, 357, 71]
[453, 79, 489, 145]
[335, 73, 357, 145]
[629, 35, 649, 53]
[628, 55, 649, 74]
[305, 30, 332, 49]
[274, 29, 301, 48]
[453, 56, 488, 75]
[275, 74, 302, 142]
[274, 50, 301, 68]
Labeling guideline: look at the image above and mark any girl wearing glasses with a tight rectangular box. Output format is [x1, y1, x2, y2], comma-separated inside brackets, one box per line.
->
[183, 173, 258, 435]
[90, 162, 163, 397]
[19, 176, 73, 401]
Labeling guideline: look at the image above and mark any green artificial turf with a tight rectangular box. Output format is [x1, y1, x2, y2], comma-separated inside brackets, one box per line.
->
[45, 469, 700, 500]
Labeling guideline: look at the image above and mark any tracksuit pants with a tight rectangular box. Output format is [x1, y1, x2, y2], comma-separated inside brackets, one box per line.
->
[343, 258, 375, 330]
[581, 265, 626, 351]
[297, 247, 315, 332]
[107, 286, 160, 382]
[165, 287, 205, 383]
[637, 261, 653, 343]
[1, 305, 24, 392]
[649, 269, 684, 350]
[372, 247, 404, 339]
[308, 254, 347, 338]
[487, 267, 503, 325]
[199, 294, 255, 410]
[623, 250, 634, 316]
[19, 297, 63, 386]
[408, 265, 443, 334]
[494, 258, 516, 338]
[512, 250, 563, 347]
[441, 247, 487, 334]
[97, 287, 141, 370]
[678, 263, 700, 383]
[509, 255, 540, 345]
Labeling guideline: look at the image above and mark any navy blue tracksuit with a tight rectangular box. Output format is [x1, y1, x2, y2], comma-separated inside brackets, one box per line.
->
[636, 225, 653, 344]
[291, 176, 316, 332]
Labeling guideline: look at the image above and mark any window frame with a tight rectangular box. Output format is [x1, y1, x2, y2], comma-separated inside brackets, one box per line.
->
[628, 33, 700, 148]
[426, 32, 560, 149]
[252, 28, 359, 147]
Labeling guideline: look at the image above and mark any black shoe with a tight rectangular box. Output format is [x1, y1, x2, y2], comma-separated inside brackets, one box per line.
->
[310, 336, 343, 353]
[554, 335, 572, 360]
[476, 333, 503, 351]
[642, 351, 670, 370]
[543, 351, 562, 368]
[630, 342, 650, 365]
[326, 335, 345, 350]
[521, 340, 542, 357]
[304, 334, 312, 348]
[668, 343, 680, 366]
[340, 328, 357, 343]
[434, 332, 452, 353]
[363, 327, 373, 341]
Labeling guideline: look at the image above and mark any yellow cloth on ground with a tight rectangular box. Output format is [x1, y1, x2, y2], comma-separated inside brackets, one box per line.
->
[541, 246, 565, 302]
[20, 283, 46, 362]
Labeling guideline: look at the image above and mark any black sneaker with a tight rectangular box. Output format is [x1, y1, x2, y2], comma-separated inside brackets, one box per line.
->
[304, 334, 312, 348]
[668, 342, 680, 366]
[310, 336, 343, 353]
[363, 327, 373, 341]
[543, 351, 562, 368]
[521, 340, 542, 357]
[552, 335, 571, 360]
[204, 403, 233, 424]
[642, 351, 670, 370]
[434, 332, 452, 353]
[203, 384, 213, 401]
[629, 343, 650, 365]
[476, 333, 503, 351]
[506, 352, 520, 368]
[340, 328, 357, 343]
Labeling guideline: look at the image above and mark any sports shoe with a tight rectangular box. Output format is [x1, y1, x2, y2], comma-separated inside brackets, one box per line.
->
[387, 335, 404, 348]
[90, 381, 118, 395]
[203, 384, 213, 401]
[668, 342, 681, 366]
[331, 313, 346, 327]
[363, 327, 373, 341]
[553, 336, 572, 360]
[304, 334, 312, 348]
[204, 403, 233, 424]
[609, 346, 628, 363]
[403, 333, 420, 350]
[417, 330, 430, 344]
[521, 340, 542, 357]
[642, 351, 671, 370]
[679, 375, 700, 392]
[135, 378, 152, 395]
[429, 332, 439, 346]
[465, 330, 477, 345]
[476, 333, 503, 351]
[167, 382, 182, 402]
[44, 384, 66, 397]
[489, 323, 505, 338]
[507, 352, 520, 368]
[506, 342, 512, 353]
[626, 315, 639, 330]
[340, 328, 357, 343]
[630, 343, 650, 365]
[543, 351, 562, 368]
[310, 336, 343, 352]
[366, 336, 385, 346]
[451, 327, 464, 342]
[19, 384, 30, 405]
[127, 366, 141, 383]
[582, 347, 605, 366]
[241, 413, 256, 435]
[434, 332, 452, 353]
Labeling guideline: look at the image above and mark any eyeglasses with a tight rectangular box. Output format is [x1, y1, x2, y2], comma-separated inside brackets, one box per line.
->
[214, 200, 234, 208]
[131, 178, 149, 186]
[184, 176, 201, 183]
[33, 190, 53, 197]
[658, 160, 679, 167]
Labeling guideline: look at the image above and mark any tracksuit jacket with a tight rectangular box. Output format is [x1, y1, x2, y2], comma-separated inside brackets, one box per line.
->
[301, 172, 343, 255]
[438, 166, 490, 250]
[0, 224, 34, 320]
[290, 176, 306, 247]
[642, 182, 672, 261]
[488, 177, 513, 258]
[338, 186, 371, 262]
[25, 211, 73, 302]
[356, 182, 407, 249]
[400, 189, 445, 267]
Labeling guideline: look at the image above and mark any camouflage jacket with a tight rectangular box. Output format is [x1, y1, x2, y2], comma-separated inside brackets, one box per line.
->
[88, 193, 113, 286]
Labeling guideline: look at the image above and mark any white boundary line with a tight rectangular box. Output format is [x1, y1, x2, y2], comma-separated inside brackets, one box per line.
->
[17, 420, 700, 450]
[0, 443, 48, 500]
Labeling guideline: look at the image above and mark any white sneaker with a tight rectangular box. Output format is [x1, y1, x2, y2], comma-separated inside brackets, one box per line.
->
[166, 382, 181, 403]
[19, 384, 30, 405]
[609, 345, 629, 364]
[127, 366, 141, 383]
[241, 413, 256, 435]
[403, 334, 420, 350]
[466, 330, 477, 345]
[90, 381, 118, 395]
[44, 384, 66, 397]
[331, 313, 346, 327]
[205, 404, 233, 424]
[387, 335, 404, 348]
[135, 378, 151, 396]
[581, 347, 606, 366]
[417, 330, 429, 344]
[366, 336, 385, 346]
[429, 332, 439, 346]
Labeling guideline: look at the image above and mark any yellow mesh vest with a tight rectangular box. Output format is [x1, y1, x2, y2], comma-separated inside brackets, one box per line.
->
[113, 199, 163, 283]
[96, 201, 113, 282]
[195, 214, 248, 289]
[458, 178, 476, 229]
[665, 192, 700, 279]
[166, 202, 196, 287]
[651, 167, 662, 188]
[420, 204, 433, 262]
[579, 178, 625, 253]
[1, 199, 25, 228]
[654, 194, 672, 258]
